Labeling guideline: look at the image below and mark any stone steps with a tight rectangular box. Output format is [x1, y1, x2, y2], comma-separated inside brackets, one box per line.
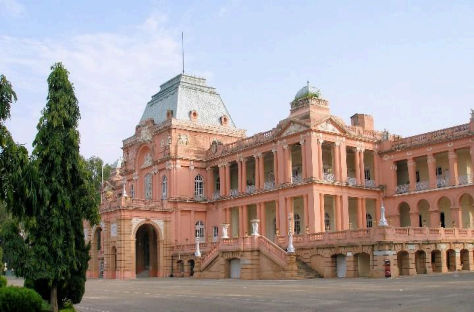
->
[296, 258, 322, 279]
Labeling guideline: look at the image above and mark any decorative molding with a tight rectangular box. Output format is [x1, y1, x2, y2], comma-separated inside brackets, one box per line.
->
[100, 221, 105, 229]
[390, 164, 398, 170]
[139, 126, 152, 142]
[383, 155, 390, 161]
[152, 165, 159, 175]
[447, 142, 454, 147]
[406, 151, 412, 156]
[152, 219, 164, 236]
[131, 218, 146, 236]
[177, 134, 189, 145]
[282, 144, 289, 150]
[141, 153, 153, 168]
[427, 147, 432, 152]
[427, 156, 436, 163]
[111, 223, 117, 237]
[189, 161, 195, 171]
[317, 120, 340, 133]
[132, 172, 138, 181]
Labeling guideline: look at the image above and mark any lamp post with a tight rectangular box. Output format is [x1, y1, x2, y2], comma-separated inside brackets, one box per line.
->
[287, 213, 295, 253]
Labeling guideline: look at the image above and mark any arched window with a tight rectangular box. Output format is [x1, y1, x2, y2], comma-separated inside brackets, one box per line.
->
[366, 213, 373, 228]
[325, 213, 330, 231]
[130, 184, 135, 198]
[294, 214, 301, 235]
[195, 220, 205, 242]
[162, 176, 167, 199]
[194, 174, 204, 198]
[215, 177, 220, 191]
[144, 173, 152, 200]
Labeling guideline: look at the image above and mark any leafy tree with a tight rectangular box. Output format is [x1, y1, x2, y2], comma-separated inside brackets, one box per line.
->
[0, 65, 99, 312]
[85, 156, 112, 202]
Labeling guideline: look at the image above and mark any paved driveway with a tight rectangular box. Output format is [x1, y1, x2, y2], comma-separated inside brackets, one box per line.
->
[7, 273, 474, 312]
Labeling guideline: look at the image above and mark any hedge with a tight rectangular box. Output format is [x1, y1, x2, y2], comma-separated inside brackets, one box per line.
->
[0, 286, 43, 312]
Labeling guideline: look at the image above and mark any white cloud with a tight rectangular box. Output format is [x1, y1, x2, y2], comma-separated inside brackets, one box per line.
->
[0, 14, 183, 164]
[0, 0, 25, 17]
[218, 0, 241, 17]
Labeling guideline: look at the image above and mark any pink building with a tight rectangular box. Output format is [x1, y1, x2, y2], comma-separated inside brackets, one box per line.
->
[86, 74, 474, 279]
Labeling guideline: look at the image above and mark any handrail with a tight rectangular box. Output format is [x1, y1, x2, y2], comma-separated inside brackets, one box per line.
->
[258, 236, 288, 268]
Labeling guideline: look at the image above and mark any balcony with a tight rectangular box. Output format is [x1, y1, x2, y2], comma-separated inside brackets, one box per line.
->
[263, 181, 275, 190]
[364, 180, 376, 188]
[347, 177, 357, 186]
[246, 185, 256, 194]
[292, 175, 303, 184]
[229, 189, 239, 197]
[458, 174, 472, 186]
[437, 177, 449, 188]
[194, 194, 207, 201]
[415, 181, 429, 191]
[212, 191, 220, 200]
[396, 184, 409, 194]
[323, 173, 335, 183]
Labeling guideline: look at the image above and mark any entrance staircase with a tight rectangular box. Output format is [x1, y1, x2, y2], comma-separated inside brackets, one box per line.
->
[296, 258, 322, 279]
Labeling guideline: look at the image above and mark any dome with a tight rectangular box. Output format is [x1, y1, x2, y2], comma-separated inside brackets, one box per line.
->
[294, 81, 320, 100]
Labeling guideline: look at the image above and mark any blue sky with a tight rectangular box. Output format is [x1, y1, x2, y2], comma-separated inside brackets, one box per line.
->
[1, 0, 473, 164]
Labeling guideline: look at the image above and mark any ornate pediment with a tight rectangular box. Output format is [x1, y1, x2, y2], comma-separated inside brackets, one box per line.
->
[280, 121, 309, 137]
[314, 117, 347, 135]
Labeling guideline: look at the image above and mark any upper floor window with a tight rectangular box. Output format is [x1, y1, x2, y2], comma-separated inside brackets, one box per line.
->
[195, 174, 204, 198]
[366, 213, 373, 228]
[364, 169, 371, 181]
[144, 173, 152, 200]
[294, 214, 301, 235]
[213, 226, 219, 242]
[162, 175, 167, 199]
[325, 213, 330, 231]
[195, 220, 205, 242]
[215, 177, 220, 191]
[130, 184, 135, 198]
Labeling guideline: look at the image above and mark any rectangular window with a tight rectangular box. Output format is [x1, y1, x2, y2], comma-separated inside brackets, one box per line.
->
[364, 169, 371, 181]
[213, 226, 219, 242]
[436, 167, 443, 176]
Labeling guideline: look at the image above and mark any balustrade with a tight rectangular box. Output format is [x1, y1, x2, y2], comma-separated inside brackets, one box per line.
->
[347, 177, 357, 186]
[364, 180, 376, 188]
[323, 173, 335, 183]
[415, 181, 429, 191]
[246, 185, 256, 194]
[458, 174, 472, 185]
[436, 177, 449, 188]
[292, 175, 303, 184]
[263, 181, 275, 190]
[229, 189, 239, 197]
[396, 184, 409, 194]
[212, 191, 220, 200]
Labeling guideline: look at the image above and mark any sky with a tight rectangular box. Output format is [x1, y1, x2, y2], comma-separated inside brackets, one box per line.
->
[1, 0, 473, 164]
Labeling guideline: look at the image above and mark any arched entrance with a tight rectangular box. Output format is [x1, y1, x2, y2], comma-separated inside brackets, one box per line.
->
[415, 250, 426, 274]
[397, 251, 410, 276]
[90, 226, 103, 278]
[460, 194, 474, 228]
[460, 249, 470, 270]
[417, 200, 430, 227]
[355, 253, 370, 277]
[431, 250, 442, 273]
[438, 197, 452, 228]
[135, 224, 159, 278]
[399, 202, 411, 227]
[446, 249, 456, 271]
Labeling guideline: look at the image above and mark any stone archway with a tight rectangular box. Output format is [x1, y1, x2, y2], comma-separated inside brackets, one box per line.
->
[399, 202, 411, 227]
[460, 194, 474, 229]
[460, 249, 470, 270]
[110, 246, 117, 279]
[446, 249, 456, 271]
[135, 224, 159, 278]
[431, 250, 442, 273]
[90, 226, 103, 278]
[397, 251, 410, 276]
[355, 253, 370, 277]
[415, 250, 426, 274]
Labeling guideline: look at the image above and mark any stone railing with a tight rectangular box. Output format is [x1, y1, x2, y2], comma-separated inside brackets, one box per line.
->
[347, 177, 357, 186]
[258, 236, 288, 268]
[391, 123, 469, 151]
[323, 173, 335, 183]
[437, 177, 449, 188]
[396, 184, 409, 194]
[212, 191, 220, 200]
[194, 194, 207, 201]
[276, 226, 474, 248]
[263, 181, 275, 190]
[219, 128, 279, 155]
[246, 185, 256, 194]
[415, 181, 429, 191]
[201, 242, 220, 270]
[121, 198, 164, 211]
[292, 174, 303, 184]
[229, 189, 239, 197]
[458, 174, 472, 185]
[365, 180, 376, 188]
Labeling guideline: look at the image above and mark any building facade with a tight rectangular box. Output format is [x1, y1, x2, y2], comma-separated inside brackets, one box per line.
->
[85, 74, 474, 280]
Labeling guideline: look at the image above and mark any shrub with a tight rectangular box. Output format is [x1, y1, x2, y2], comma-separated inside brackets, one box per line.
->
[0, 286, 43, 312]
[0, 275, 7, 287]
[24, 276, 86, 309]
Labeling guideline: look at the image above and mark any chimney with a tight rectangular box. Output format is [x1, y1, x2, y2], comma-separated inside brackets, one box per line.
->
[351, 114, 374, 131]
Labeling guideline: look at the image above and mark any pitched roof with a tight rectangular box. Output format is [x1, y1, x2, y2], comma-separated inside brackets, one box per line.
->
[140, 74, 236, 128]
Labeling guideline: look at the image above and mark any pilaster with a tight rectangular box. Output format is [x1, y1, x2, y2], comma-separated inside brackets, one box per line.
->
[448, 150, 458, 186]
[407, 158, 416, 192]
[427, 154, 437, 189]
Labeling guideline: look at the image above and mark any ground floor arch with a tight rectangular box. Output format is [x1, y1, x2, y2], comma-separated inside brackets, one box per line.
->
[415, 250, 426, 274]
[397, 251, 410, 276]
[461, 249, 470, 270]
[431, 250, 442, 273]
[399, 202, 411, 227]
[135, 223, 159, 277]
[355, 253, 370, 277]
[446, 249, 456, 271]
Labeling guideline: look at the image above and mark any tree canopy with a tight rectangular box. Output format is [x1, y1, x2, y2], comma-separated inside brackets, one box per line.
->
[0, 65, 100, 312]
